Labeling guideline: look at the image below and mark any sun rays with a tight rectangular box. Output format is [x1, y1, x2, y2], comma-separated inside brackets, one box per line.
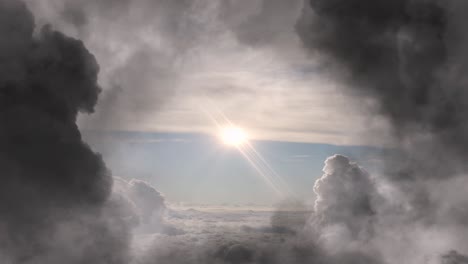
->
[199, 100, 293, 199]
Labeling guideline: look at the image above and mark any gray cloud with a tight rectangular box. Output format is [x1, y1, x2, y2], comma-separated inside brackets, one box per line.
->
[309, 155, 468, 263]
[219, 0, 302, 48]
[442, 251, 468, 264]
[112, 177, 167, 233]
[313, 155, 379, 242]
[21, 0, 373, 146]
[26, 0, 202, 130]
[134, 207, 383, 264]
[0, 0, 129, 262]
[6, 0, 468, 263]
[295, 0, 468, 179]
[295, 0, 468, 260]
[128, 156, 387, 264]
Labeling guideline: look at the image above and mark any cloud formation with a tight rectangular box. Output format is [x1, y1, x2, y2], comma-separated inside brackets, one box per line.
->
[296, 0, 468, 260]
[26, 0, 197, 129]
[0, 0, 129, 262]
[4, 1, 468, 263]
[296, 0, 468, 179]
[106, 155, 468, 263]
[129, 156, 390, 264]
[24, 0, 375, 145]
[313, 155, 379, 242]
[112, 177, 167, 232]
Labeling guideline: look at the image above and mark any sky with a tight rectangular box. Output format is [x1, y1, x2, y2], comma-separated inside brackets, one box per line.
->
[84, 131, 386, 205]
[24, 0, 394, 205]
[27, 0, 390, 146]
[4, 0, 468, 264]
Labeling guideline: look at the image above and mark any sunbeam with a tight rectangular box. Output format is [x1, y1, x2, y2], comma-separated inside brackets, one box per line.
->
[199, 99, 293, 199]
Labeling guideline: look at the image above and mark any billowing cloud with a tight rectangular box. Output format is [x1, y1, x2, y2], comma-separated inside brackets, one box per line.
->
[26, 0, 200, 129]
[296, 0, 468, 179]
[0, 0, 129, 262]
[295, 0, 468, 261]
[309, 155, 468, 264]
[5, 0, 468, 263]
[105, 155, 468, 263]
[112, 177, 167, 232]
[313, 155, 379, 242]
[127, 156, 389, 264]
[133, 203, 384, 264]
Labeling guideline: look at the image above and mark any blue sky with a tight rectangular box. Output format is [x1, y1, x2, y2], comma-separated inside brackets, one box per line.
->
[84, 131, 386, 205]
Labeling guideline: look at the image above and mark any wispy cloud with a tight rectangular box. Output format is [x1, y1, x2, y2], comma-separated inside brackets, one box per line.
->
[27, 0, 388, 146]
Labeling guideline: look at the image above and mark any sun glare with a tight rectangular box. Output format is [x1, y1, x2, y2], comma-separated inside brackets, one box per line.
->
[220, 126, 248, 147]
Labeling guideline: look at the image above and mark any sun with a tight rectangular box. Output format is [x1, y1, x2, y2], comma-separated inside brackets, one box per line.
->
[220, 126, 248, 147]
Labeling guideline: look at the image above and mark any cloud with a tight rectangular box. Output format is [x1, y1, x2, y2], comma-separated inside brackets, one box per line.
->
[125, 157, 389, 264]
[441, 251, 468, 264]
[22, 0, 380, 146]
[219, 0, 303, 49]
[6, 0, 468, 263]
[309, 155, 468, 264]
[296, 0, 468, 178]
[295, 1, 468, 261]
[112, 177, 167, 233]
[313, 155, 379, 240]
[26, 0, 197, 129]
[0, 0, 129, 262]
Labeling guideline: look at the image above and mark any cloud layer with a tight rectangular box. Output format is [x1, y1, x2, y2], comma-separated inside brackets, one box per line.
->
[25, 0, 380, 145]
[126, 155, 464, 264]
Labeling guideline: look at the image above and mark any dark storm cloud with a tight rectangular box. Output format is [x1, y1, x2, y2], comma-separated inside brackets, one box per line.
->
[295, 0, 468, 260]
[0, 0, 129, 262]
[296, 0, 447, 131]
[296, 0, 468, 218]
[296, 0, 468, 173]
[26, 0, 197, 130]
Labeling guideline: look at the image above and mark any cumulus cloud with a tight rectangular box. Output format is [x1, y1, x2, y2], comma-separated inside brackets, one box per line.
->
[0, 0, 129, 262]
[112, 177, 167, 233]
[312, 155, 380, 246]
[295, 0, 468, 261]
[127, 156, 389, 264]
[308, 155, 468, 264]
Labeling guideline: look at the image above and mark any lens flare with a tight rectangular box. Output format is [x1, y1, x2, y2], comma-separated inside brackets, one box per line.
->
[199, 99, 294, 198]
[220, 126, 247, 147]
